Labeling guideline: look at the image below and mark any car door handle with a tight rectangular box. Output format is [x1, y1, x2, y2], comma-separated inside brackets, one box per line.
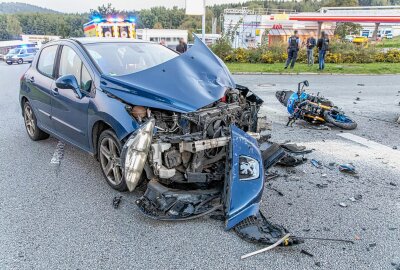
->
[52, 87, 59, 96]
[28, 76, 34, 83]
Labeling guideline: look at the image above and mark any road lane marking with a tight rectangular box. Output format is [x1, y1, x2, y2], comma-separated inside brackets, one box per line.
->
[337, 133, 395, 152]
[50, 141, 65, 165]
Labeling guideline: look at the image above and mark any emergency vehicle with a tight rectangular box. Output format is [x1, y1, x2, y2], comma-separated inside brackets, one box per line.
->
[83, 17, 136, 38]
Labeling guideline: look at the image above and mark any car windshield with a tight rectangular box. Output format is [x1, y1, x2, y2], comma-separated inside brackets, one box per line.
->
[84, 42, 179, 76]
[8, 48, 21, 55]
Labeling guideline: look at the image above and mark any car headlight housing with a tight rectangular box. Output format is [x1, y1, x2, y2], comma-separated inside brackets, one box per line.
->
[122, 119, 155, 191]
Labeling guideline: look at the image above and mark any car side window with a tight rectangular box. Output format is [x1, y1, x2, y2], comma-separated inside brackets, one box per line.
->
[59, 46, 81, 82]
[80, 64, 92, 92]
[37, 45, 58, 78]
[59, 46, 92, 92]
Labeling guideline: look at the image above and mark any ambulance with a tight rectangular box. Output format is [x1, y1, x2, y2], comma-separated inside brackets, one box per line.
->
[83, 17, 136, 38]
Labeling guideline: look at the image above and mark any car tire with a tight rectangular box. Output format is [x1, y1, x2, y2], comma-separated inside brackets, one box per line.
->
[23, 101, 50, 141]
[17, 58, 23, 64]
[6, 62, 12, 65]
[98, 129, 128, 191]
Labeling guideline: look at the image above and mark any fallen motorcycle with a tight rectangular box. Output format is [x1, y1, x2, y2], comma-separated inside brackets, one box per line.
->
[275, 80, 357, 130]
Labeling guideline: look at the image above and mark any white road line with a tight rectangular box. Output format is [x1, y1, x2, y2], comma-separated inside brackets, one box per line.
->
[50, 141, 65, 165]
[337, 133, 395, 152]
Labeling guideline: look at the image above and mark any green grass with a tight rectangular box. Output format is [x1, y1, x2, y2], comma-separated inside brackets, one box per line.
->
[226, 62, 400, 74]
[375, 36, 400, 48]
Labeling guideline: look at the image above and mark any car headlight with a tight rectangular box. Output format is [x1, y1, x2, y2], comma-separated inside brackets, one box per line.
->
[122, 119, 155, 191]
[239, 155, 260, 181]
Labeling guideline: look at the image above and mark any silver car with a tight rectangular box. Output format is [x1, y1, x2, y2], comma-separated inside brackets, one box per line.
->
[5, 47, 39, 65]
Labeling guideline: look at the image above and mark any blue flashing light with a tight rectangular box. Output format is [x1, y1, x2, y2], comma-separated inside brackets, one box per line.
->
[128, 17, 136, 23]
[93, 17, 102, 23]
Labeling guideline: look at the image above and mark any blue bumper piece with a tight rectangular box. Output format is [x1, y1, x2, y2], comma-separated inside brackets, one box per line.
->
[224, 125, 265, 230]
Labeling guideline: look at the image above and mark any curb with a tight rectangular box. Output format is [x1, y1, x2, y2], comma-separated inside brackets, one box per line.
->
[231, 72, 400, 76]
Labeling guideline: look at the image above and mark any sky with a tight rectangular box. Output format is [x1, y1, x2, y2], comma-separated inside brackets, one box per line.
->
[1, 0, 247, 13]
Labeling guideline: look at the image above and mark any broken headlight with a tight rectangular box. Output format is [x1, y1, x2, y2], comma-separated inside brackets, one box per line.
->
[239, 156, 260, 181]
[122, 119, 155, 191]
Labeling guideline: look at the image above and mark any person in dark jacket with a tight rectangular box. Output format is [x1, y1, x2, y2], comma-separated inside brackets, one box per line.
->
[317, 31, 329, 70]
[176, 38, 188, 54]
[306, 32, 316, 66]
[284, 30, 300, 69]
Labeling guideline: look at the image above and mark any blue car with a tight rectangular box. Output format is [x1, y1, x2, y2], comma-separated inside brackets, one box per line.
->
[20, 36, 295, 244]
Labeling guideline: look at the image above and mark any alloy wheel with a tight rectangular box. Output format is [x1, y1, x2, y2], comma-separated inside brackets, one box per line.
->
[99, 137, 122, 186]
[24, 105, 35, 137]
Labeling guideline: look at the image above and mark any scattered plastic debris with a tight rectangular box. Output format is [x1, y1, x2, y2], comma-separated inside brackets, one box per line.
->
[339, 203, 348, 208]
[277, 155, 307, 167]
[300, 249, 314, 257]
[339, 164, 357, 174]
[311, 159, 323, 169]
[357, 83, 365, 86]
[112, 196, 122, 209]
[316, 183, 328, 189]
[389, 182, 397, 187]
[356, 97, 361, 101]
[321, 173, 327, 178]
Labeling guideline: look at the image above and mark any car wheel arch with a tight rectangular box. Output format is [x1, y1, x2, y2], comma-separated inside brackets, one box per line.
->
[92, 120, 112, 159]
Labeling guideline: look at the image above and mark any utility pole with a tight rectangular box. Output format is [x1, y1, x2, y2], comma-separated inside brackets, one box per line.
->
[202, 0, 206, 42]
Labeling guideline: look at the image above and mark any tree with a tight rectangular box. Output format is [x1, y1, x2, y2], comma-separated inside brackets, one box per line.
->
[90, 3, 118, 19]
[153, 22, 163, 29]
[6, 15, 22, 38]
[335, 22, 362, 38]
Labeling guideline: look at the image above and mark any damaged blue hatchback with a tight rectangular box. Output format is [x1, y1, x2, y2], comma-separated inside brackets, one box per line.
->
[20, 36, 300, 245]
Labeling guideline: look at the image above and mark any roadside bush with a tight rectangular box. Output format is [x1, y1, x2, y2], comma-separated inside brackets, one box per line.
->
[211, 37, 400, 64]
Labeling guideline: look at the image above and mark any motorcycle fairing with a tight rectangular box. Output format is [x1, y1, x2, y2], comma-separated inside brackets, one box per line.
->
[224, 125, 264, 230]
[287, 92, 308, 114]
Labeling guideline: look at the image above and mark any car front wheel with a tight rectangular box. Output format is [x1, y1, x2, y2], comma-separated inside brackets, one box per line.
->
[98, 129, 127, 191]
[23, 101, 49, 141]
[17, 58, 23, 64]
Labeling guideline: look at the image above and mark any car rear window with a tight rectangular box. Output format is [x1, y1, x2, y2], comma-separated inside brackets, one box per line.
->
[37, 45, 58, 78]
[84, 42, 178, 76]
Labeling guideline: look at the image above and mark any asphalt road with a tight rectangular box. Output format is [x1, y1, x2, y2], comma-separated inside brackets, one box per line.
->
[0, 61, 399, 270]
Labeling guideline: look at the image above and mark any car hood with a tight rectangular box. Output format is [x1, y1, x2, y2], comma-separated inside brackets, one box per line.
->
[99, 36, 236, 113]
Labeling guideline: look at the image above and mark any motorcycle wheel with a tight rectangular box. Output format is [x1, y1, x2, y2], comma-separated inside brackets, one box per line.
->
[323, 111, 357, 130]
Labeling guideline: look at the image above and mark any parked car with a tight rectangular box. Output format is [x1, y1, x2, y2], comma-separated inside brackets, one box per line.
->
[19, 37, 293, 243]
[344, 35, 355, 43]
[386, 33, 393, 39]
[5, 47, 39, 65]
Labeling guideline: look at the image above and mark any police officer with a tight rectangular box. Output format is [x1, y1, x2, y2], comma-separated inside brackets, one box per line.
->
[284, 30, 300, 69]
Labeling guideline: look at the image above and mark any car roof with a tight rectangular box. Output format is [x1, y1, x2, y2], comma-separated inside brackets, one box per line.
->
[69, 37, 151, 45]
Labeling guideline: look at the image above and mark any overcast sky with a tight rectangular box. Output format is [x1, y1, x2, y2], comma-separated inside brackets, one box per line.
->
[1, 0, 247, 13]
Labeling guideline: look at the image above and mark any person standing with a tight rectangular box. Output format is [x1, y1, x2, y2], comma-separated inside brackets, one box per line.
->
[317, 31, 329, 70]
[176, 38, 188, 54]
[284, 30, 300, 69]
[306, 32, 316, 66]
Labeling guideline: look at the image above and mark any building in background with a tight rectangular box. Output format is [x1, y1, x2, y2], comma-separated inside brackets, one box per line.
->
[223, 6, 400, 48]
[21, 35, 60, 47]
[136, 29, 188, 48]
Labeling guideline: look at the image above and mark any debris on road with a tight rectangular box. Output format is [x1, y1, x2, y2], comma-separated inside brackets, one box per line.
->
[300, 249, 314, 257]
[281, 143, 312, 154]
[357, 83, 365, 86]
[277, 155, 307, 167]
[311, 159, 323, 169]
[339, 203, 348, 208]
[339, 163, 357, 174]
[112, 196, 122, 209]
[356, 97, 361, 101]
[389, 182, 397, 186]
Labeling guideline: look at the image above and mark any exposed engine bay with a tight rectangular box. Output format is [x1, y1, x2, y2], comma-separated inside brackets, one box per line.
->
[126, 86, 264, 187]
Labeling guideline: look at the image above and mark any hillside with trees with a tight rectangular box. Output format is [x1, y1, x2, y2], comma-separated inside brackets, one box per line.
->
[0, 2, 59, 14]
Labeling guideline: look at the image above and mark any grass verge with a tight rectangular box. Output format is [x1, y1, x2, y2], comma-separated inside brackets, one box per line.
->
[375, 36, 400, 48]
[226, 62, 400, 74]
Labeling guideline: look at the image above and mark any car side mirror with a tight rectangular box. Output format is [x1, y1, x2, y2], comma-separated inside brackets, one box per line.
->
[55, 75, 82, 99]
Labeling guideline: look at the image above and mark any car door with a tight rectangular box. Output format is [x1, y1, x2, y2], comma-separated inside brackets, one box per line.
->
[51, 44, 92, 151]
[26, 44, 58, 132]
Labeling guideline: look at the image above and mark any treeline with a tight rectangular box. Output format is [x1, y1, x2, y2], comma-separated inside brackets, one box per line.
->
[0, 0, 399, 40]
